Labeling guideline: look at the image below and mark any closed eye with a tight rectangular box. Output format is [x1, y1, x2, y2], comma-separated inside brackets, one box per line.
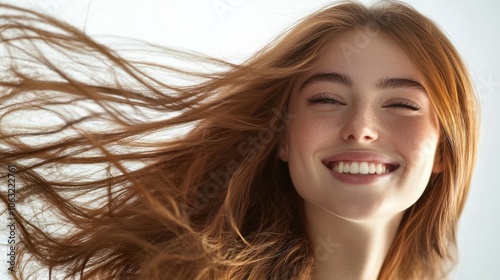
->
[307, 94, 345, 105]
[384, 100, 420, 111]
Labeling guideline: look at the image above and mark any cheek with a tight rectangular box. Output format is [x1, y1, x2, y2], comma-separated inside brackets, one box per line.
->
[285, 115, 325, 181]
[285, 113, 342, 198]
[286, 120, 316, 164]
[389, 117, 440, 168]
[287, 112, 338, 156]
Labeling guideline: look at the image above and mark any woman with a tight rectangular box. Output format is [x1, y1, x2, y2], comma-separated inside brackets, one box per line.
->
[0, 1, 478, 279]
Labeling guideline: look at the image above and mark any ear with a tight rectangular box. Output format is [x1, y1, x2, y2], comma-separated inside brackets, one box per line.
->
[278, 135, 289, 162]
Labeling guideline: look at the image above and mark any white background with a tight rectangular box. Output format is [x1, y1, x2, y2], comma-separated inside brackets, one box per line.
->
[1, 0, 499, 279]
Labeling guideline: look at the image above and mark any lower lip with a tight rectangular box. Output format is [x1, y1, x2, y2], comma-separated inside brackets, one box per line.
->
[326, 166, 392, 184]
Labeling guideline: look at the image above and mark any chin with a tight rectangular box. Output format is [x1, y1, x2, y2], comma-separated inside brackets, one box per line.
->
[314, 198, 405, 223]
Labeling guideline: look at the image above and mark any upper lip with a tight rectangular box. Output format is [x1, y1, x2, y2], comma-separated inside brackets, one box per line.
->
[321, 151, 399, 168]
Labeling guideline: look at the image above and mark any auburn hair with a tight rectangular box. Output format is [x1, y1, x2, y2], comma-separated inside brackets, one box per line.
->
[0, 1, 478, 279]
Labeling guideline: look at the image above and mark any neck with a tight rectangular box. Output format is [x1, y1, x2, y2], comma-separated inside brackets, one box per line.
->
[305, 203, 403, 280]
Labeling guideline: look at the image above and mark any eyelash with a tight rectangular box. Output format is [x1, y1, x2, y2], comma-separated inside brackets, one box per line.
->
[307, 94, 344, 105]
[307, 94, 421, 111]
[384, 100, 420, 111]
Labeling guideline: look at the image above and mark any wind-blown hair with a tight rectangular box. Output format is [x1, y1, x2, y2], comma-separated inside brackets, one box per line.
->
[0, 1, 478, 279]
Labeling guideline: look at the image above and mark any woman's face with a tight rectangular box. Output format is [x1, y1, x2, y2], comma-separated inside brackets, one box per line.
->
[279, 29, 442, 221]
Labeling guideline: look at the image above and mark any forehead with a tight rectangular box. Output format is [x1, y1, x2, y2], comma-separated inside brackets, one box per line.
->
[304, 29, 422, 83]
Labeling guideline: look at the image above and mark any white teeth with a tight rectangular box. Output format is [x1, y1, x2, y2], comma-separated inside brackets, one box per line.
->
[349, 162, 359, 174]
[343, 163, 349, 173]
[369, 163, 376, 174]
[359, 162, 369, 174]
[331, 161, 391, 175]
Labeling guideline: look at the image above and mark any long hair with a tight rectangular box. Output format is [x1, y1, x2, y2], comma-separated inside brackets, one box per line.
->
[0, 1, 478, 279]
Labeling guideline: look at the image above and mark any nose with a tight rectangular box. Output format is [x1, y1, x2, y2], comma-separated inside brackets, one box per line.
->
[340, 105, 379, 143]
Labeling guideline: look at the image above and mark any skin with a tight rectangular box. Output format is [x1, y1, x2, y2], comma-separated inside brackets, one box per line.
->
[278, 29, 443, 279]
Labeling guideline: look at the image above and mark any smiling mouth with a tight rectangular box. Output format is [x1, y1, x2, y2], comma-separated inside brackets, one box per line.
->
[326, 161, 399, 175]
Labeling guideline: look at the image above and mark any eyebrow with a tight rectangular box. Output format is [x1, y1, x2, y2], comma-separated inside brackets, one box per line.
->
[300, 72, 426, 92]
[376, 77, 426, 92]
[300, 73, 352, 89]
